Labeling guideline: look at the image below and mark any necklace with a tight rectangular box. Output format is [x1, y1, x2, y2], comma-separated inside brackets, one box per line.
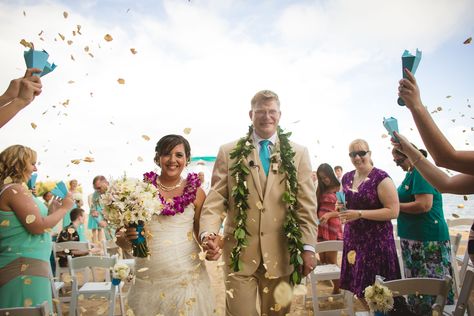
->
[156, 177, 182, 192]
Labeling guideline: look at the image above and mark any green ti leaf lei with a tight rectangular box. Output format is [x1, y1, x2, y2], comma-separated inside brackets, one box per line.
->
[229, 125, 304, 285]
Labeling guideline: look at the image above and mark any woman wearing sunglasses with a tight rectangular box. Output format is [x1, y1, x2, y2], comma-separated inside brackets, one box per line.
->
[338, 139, 400, 307]
[392, 146, 454, 314]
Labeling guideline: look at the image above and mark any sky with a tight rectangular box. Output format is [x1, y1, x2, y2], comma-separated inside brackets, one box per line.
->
[0, 0, 473, 200]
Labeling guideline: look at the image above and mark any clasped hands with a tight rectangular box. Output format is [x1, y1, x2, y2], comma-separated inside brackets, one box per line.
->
[201, 234, 223, 261]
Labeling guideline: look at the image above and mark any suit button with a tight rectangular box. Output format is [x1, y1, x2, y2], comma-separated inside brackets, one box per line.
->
[260, 232, 264, 236]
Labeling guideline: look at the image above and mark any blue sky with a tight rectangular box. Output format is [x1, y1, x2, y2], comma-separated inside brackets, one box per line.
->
[0, 0, 473, 197]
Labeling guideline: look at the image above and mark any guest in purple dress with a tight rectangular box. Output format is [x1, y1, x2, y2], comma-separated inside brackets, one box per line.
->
[339, 139, 401, 305]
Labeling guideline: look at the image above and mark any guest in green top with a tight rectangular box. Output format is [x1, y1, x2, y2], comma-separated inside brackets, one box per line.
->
[392, 146, 454, 315]
[0, 145, 74, 310]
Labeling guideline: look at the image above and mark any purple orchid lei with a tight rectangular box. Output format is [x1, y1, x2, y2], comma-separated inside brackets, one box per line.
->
[143, 171, 201, 216]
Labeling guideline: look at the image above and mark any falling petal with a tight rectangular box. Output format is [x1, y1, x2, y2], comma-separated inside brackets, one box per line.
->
[25, 215, 36, 224]
[457, 204, 465, 208]
[24, 298, 33, 307]
[88, 53, 94, 58]
[464, 195, 468, 201]
[198, 251, 206, 261]
[83, 157, 95, 163]
[104, 34, 113, 42]
[142, 135, 150, 141]
[0, 219, 10, 227]
[67, 40, 73, 45]
[24, 278, 32, 285]
[137, 156, 143, 162]
[58, 33, 65, 40]
[273, 281, 293, 307]
[71, 54, 75, 61]
[71, 159, 81, 165]
[117, 78, 125, 84]
[130, 48, 137, 54]
[347, 250, 356, 264]
[68, 80, 75, 84]
[20, 39, 33, 49]
[226, 289, 234, 299]
[21, 264, 29, 272]
[23, 10, 26, 16]
[437, 106, 443, 111]
[30, 122, 37, 129]
[63, 11, 68, 18]
[183, 128, 192, 135]
[381, 134, 388, 139]
[452, 213, 460, 218]
[446, 95, 452, 99]
[464, 37, 472, 45]
[263, 287, 269, 293]
[38, 30, 43, 36]
[137, 267, 149, 273]
[4, 177, 13, 184]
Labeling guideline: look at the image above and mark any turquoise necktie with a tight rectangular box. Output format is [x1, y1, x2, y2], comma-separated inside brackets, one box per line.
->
[259, 140, 271, 176]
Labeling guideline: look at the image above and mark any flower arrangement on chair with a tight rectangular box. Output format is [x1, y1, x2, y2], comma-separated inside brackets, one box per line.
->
[364, 283, 394, 315]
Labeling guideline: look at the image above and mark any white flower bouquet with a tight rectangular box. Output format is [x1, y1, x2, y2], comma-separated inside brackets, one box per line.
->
[364, 283, 394, 314]
[102, 175, 162, 257]
[111, 263, 133, 285]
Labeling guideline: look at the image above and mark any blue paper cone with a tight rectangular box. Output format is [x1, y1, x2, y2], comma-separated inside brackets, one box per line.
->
[383, 117, 399, 139]
[398, 49, 422, 106]
[27, 173, 38, 190]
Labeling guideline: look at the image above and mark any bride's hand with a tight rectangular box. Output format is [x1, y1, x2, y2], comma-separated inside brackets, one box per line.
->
[126, 227, 138, 241]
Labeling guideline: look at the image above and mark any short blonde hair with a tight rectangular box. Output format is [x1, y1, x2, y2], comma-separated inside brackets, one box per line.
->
[0, 145, 37, 184]
[251, 90, 280, 109]
[349, 139, 370, 151]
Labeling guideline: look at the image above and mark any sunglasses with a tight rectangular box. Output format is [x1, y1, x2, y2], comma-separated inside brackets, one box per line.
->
[349, 150, 370, 158]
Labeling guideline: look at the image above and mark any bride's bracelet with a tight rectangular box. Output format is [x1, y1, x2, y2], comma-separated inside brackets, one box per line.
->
[411, 155, 425, 166]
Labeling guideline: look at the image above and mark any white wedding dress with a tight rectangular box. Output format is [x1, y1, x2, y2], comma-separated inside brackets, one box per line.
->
[127, 204, 215, 315]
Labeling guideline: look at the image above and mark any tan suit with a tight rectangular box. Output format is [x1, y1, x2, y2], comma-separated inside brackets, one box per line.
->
[200, 137, 318, 315]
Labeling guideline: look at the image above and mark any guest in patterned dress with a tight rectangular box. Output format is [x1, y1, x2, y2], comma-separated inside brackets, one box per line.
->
[392, 147, 454, 314]
[316, 163, 343, 294]
[339, 139, 400, 306]
[0, 145, 74, 310]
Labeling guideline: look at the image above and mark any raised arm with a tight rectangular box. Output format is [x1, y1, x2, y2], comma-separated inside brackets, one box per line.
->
[393, 132, 474, 194]
[4, 184, 74, 234]
[398, 69, 474, 174]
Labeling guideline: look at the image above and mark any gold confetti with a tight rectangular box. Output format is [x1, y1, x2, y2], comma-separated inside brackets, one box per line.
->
[437, 106, 443, 111]
[30, 122, 37, 129]
[452, 213, 460, 218]
[20, 39, 33, 49]
[187, 231, 193, 241]
[137, 156, 144, 162]
[104, 34, 113, 42]
[447, 95, 452, 99]
[88, 53, 94, 58]
[71, 159, 81, 165]
[160, 292, 166, 299]
[117, 78, 125, 84]
[23, 10, 26, 16]
[83, 157, 95, 163]
[44, 228, 52, 233]
[71, 54, 75, 61]
[347, 250, 356, 264]
[3, 177, 13, 184]
[273, 281, 292, 307]
[24, 298, 32, 307]
[58, 33, 65, 40]
[63, 11, 68, 18]
[464, 37, 472, 45]
[23, 278, 32, 285]
[21, 264, 29, 272]
[67, 40, 73, 45]
[226, 289, 234, 298]
[130, 48, 137, 54]
[84, 46, 90, 52]
[263, 287, 269, 293]
[0, 219, 10, 227]
[25, 214, 36, 224]
[137, 267, 149, 273]
[183, 128, 192, 135]
[142, 135, 150, 141]
[126, 309, 135, 316]
[77, 25, 82, 34]
[458, 204, 465, 208]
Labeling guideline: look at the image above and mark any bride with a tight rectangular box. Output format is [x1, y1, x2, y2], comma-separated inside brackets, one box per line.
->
[125, 134, 215, 315]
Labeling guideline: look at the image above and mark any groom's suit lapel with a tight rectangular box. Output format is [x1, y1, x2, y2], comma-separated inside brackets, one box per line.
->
[245, 147, 264, 201]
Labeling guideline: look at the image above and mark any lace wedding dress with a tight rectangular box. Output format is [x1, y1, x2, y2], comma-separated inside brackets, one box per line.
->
[127, 204, 215, 315]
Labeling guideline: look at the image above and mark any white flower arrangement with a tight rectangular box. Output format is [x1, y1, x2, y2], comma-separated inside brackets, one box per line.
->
[102, 176, 163, 228]
[112, 263, 134, 285]
[364, 283, 394, 313]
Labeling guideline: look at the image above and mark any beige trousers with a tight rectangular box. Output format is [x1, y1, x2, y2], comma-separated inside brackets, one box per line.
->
[225, 263, 291, 316]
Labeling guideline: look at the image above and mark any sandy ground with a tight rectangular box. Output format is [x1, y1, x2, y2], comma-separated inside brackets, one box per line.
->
[54, 228, 471, 315]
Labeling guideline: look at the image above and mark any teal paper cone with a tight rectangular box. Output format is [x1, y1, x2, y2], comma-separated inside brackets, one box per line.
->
[398, 49, 422, 106]
[383, 117, 399, 140]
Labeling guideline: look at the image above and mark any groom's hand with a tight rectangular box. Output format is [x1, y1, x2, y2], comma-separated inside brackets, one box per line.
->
[302, 250, 316, 277]
[202, 234, 222, 261]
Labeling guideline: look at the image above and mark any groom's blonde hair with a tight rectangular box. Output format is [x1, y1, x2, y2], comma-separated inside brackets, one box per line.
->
[251, 90, 280, 109]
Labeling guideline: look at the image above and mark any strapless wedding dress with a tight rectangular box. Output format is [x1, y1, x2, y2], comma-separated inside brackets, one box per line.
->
[127, 204, 215, 315]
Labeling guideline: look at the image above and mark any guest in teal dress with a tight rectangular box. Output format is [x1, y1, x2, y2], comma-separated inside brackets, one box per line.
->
[392, 146, 454, 314]
[0, 145, 74, 310]
[88, 175, 112, 243]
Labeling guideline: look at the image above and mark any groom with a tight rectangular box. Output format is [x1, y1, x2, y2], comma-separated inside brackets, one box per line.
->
[200, 90, 318, 315]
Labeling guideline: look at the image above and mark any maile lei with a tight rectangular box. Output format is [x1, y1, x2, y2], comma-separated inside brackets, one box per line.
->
[143, 172, 201, 215]
[229, 125, 304, 285]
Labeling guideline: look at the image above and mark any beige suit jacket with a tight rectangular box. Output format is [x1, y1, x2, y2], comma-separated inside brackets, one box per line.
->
[200, 137, 318, 278]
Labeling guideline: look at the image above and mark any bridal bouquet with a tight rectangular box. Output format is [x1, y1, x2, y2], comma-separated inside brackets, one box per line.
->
[111, 262, 133, 285]
[364, 283, 394, 314]
[102, 175, 162, 257]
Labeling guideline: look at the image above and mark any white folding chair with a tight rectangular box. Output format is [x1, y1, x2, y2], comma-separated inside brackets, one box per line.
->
[68, 254, 125, 316]
[375, 275, 452, 315]
[306, 240, 354, 316]
[49, 266, 65, 313]
[53, 241, 91, 281]
[394, 237, 405, 279]
[445, 268, 474, 316]
[447, 218, 474, 283]
[0, 301, 49, 316]
[102, 239, 120, 257]
[449, 233, 463, 297]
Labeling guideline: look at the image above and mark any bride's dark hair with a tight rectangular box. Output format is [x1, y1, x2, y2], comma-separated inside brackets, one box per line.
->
[154, 134, 191, 165]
